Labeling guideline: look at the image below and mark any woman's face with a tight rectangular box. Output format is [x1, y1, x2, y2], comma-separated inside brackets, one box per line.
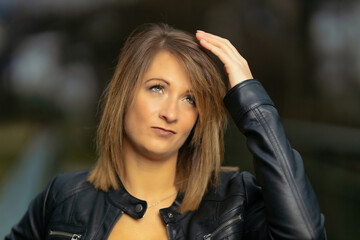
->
[123, 51, 198, 160]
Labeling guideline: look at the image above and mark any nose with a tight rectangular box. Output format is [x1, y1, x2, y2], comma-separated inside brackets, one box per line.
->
[159, 99, 178, 123]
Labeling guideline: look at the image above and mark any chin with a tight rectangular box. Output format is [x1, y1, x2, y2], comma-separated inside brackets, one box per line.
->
[141, 143, 179, 161]
[144, 149, 177, 161]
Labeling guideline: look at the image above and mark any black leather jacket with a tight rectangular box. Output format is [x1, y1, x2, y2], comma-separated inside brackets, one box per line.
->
[6, 79, 326, 240]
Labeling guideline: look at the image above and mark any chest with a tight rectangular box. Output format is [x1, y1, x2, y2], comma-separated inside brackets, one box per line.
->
[46, 204, 246, 240]
[107, 211, 169, 240]
[45, 179, 248, 239]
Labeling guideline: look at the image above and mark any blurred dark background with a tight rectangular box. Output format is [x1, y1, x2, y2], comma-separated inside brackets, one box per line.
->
[0, 0, 359, 239]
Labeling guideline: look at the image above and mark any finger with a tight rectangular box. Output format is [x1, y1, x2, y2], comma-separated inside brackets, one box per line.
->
[196, 31, 236, 57]
[198, 38, 237, 69]
[196, 31, 241, 58]
[196, 30, 254, 86]
[196, 31, 232, 49]
[198, 35, 244, 71]
[196, 32, 246, 71]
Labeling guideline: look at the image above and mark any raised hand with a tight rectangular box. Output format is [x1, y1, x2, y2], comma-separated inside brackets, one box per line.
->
[196, 30, 253, 88]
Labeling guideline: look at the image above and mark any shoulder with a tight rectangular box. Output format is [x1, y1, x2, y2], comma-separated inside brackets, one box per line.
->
[46, 170, 95, 207]
[51, 170, 90, 188]
[188, 171, 264, 232]
[205, 171, 262, 204]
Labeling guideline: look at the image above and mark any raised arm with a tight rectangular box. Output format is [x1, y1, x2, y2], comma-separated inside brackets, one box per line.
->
[196, 30, 326, 239]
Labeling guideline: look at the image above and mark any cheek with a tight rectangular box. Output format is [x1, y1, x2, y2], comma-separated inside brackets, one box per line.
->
[125, 92, 159, 128]
[136, 93, 160, 119]
[123, 109, 135, 136]
[182, 109, 198, 134]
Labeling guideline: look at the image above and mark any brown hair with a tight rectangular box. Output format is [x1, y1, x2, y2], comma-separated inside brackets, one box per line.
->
[88, 23, 227, 212]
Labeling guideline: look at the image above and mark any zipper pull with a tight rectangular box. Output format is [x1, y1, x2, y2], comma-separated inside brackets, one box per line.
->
[203, 233, 211, 240]
[71, 234, 82, 240]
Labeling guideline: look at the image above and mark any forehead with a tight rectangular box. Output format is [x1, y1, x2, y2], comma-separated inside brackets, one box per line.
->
[143, 50, 193, 88]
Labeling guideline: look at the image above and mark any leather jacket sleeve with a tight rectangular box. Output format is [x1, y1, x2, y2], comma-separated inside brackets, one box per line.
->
[5, 177, 56, 240]
[223, 79, 326, 239]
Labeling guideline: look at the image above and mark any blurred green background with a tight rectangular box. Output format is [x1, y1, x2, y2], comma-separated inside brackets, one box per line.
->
[0, 0, 359, 239]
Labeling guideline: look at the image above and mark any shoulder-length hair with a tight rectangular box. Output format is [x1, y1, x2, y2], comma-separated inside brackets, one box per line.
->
[88, 23, 227, 213]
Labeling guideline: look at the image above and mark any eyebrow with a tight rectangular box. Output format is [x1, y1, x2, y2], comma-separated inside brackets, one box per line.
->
[185, 89, 194, 95]
[145, 78, 170, 85]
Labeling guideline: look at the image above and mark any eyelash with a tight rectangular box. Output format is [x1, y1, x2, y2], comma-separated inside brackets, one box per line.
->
[148, 84, 196, 106]
[149, 84, 164, 94]
[184, 96, 196, 105]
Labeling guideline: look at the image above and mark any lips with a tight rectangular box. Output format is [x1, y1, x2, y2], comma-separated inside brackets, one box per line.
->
[151, 126, 176, 136]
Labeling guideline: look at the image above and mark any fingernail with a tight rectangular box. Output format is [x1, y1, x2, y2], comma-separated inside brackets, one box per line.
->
[197, 30, 205, 33]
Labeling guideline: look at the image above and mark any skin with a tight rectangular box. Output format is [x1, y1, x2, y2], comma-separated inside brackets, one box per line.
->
[108, 31, 253, 240]
[109, 50, 198, 240]
[122, 50, 198, 199]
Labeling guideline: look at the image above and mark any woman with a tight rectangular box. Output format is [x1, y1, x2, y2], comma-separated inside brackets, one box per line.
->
[6, 23, 326, 239]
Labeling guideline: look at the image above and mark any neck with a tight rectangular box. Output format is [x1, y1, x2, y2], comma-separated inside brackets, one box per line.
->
[121, 139, 178, 203]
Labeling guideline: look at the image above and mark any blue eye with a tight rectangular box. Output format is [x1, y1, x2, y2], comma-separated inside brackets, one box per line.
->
[150, 84, 164, 94]
[184, 96, 196, 105]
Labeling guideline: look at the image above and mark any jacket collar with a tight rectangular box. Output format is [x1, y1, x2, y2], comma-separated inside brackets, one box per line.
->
[107, 182, 183, 223]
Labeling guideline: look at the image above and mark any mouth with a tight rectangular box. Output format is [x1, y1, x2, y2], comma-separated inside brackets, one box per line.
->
[151, 126, 177, 135]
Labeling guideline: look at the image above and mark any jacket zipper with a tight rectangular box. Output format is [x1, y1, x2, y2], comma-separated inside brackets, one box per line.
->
[203, 214, 242, 240]
[49, 230, 82, 240]
[166, 224, 173, 240]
